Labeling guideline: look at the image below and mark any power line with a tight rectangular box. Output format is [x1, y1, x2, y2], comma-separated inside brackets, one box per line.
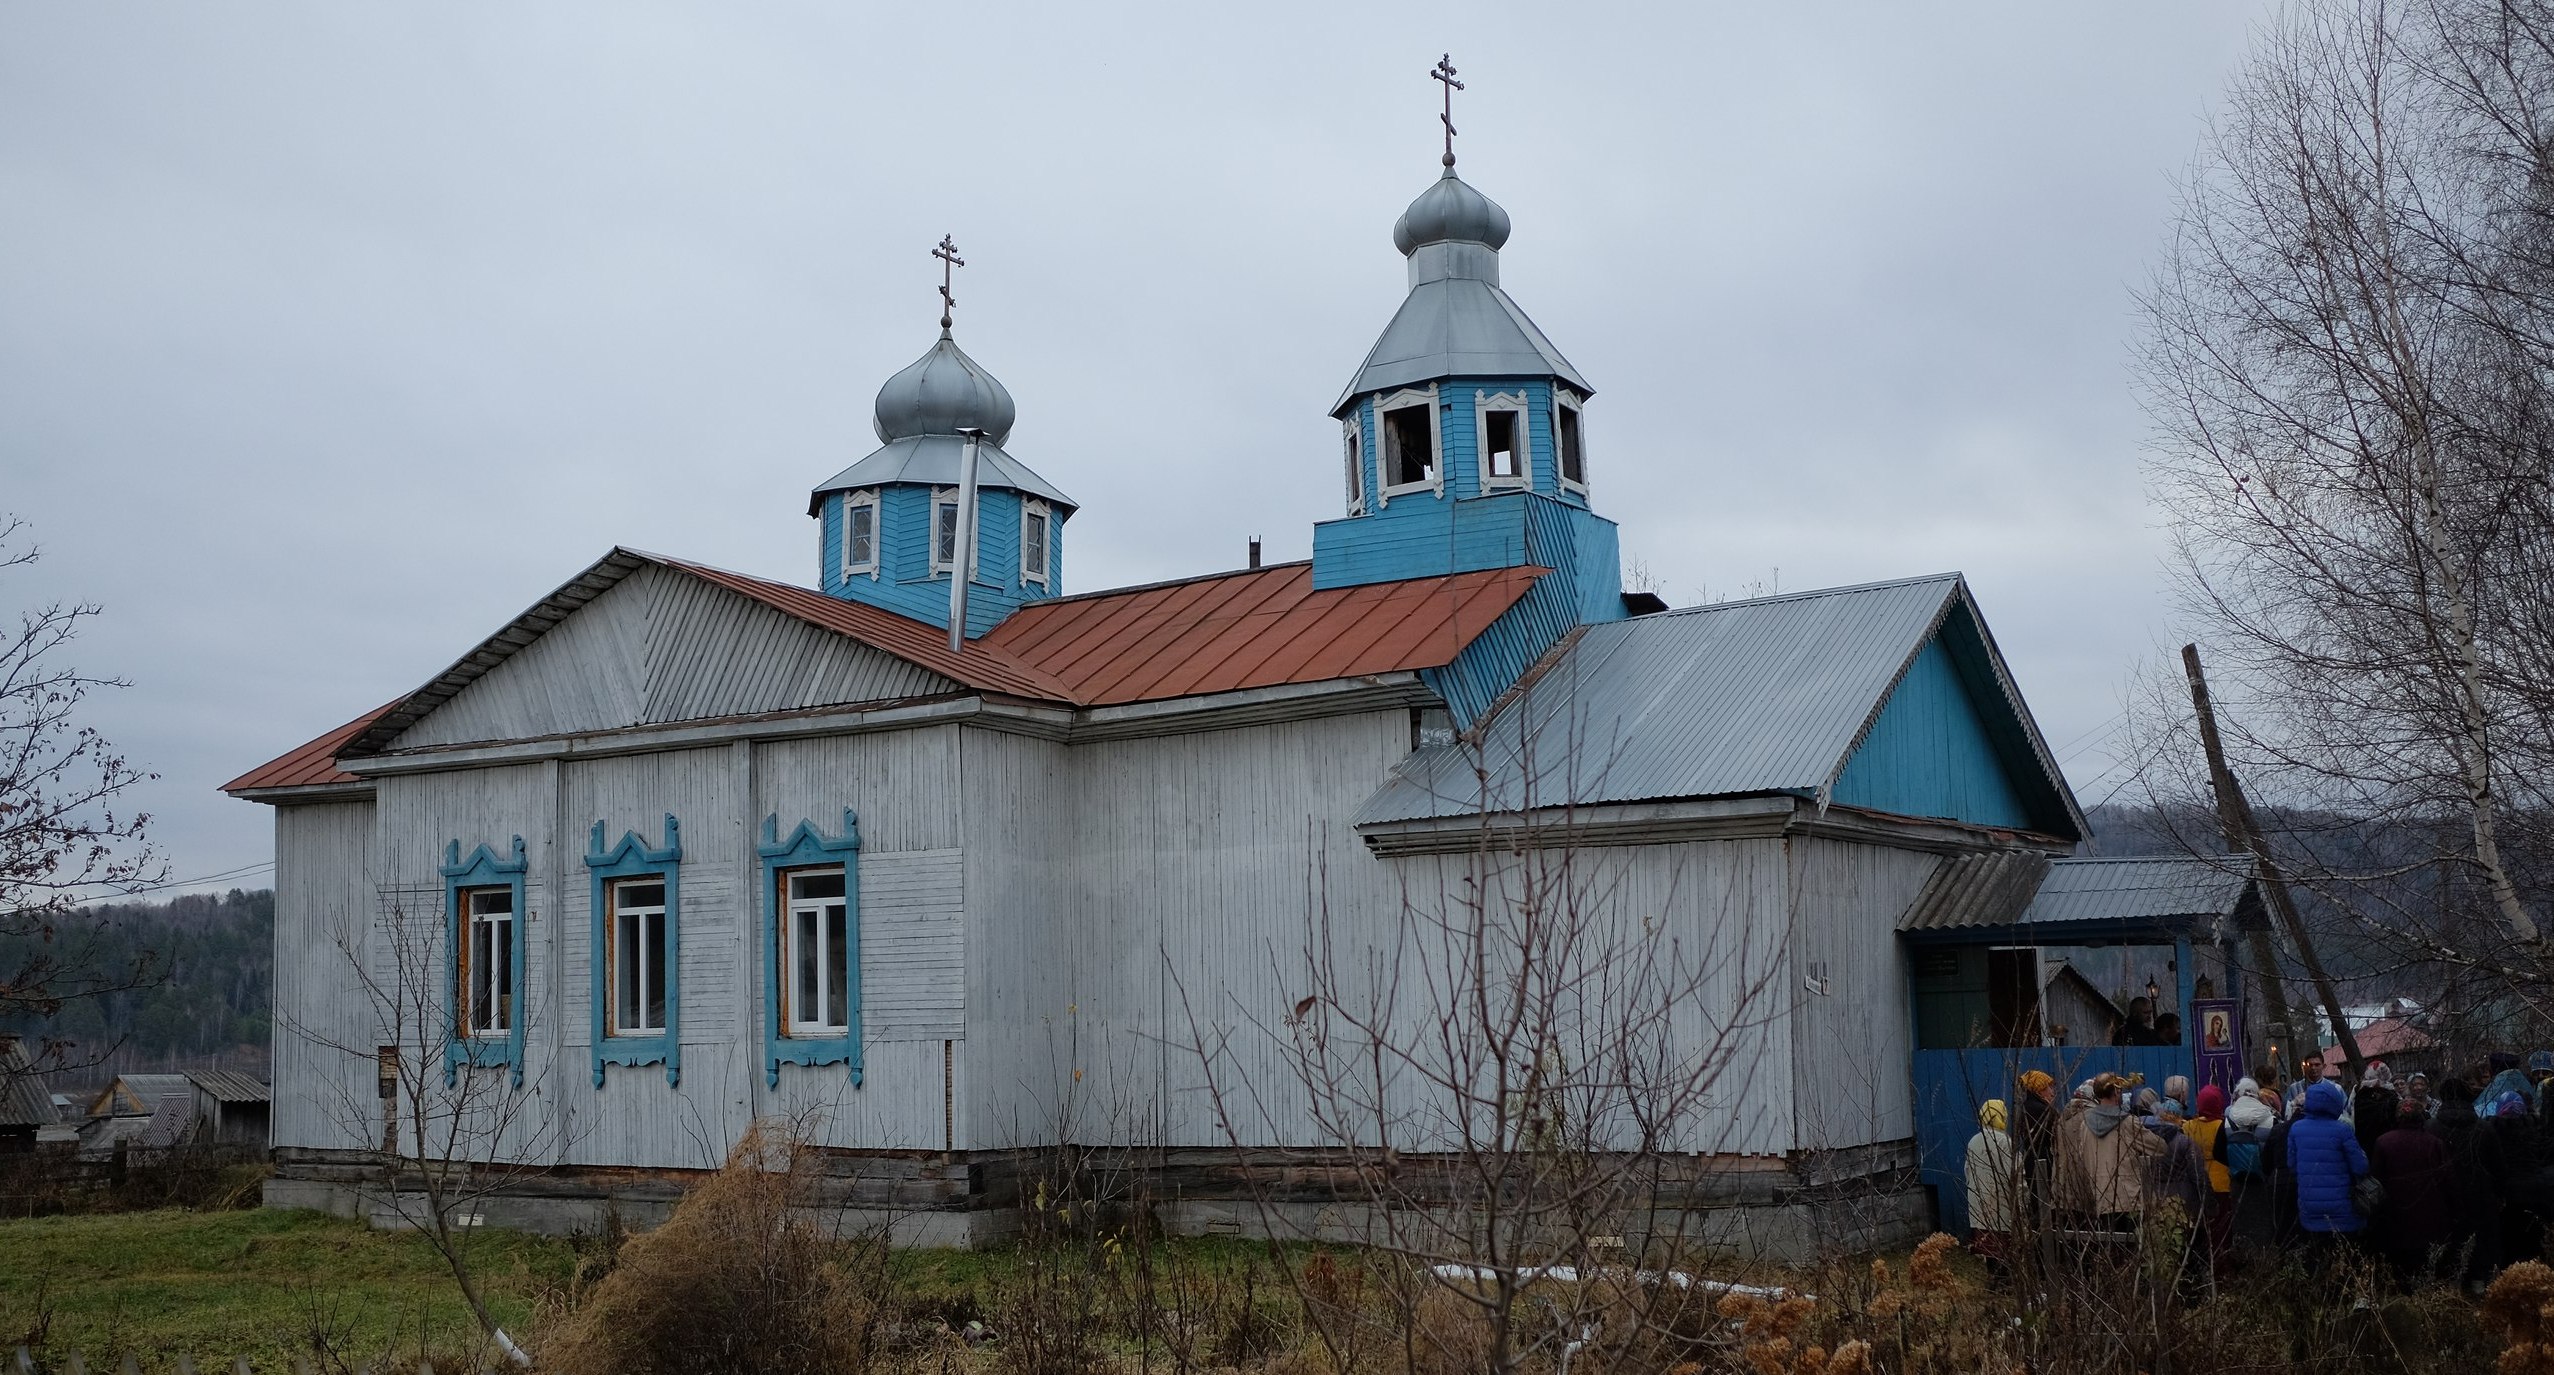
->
[75, 859, 275, 903]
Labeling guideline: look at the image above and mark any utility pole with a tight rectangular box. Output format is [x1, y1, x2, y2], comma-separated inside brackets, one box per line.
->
[2183, 644, 2365, 1078]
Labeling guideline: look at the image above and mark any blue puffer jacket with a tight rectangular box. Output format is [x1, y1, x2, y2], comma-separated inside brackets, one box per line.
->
[2289, 1079, 2369, 1233]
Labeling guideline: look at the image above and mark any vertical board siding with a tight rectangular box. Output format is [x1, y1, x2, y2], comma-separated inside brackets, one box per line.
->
[1786, 840, 1940, 1153]
[959, 730, 1074, 1153]
[272, 801, 381, 1152]
[394, 565, 957, 750]
[1832, 638, 2032, 830]
[856, 849, 965, 1042]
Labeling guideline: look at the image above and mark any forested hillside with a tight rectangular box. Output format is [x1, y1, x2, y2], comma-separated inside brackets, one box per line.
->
[1, 889, 272, 1064]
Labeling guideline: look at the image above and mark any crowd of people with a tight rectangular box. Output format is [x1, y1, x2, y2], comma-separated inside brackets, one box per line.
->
[1963, 1050, 2554, 1293]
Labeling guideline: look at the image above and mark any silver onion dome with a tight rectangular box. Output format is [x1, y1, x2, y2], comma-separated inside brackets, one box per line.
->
[871, 333, 1017, 445]
[1392, 168, 1512, 255]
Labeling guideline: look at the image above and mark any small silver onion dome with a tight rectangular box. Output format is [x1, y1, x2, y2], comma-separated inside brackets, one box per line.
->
[1392, 169, 1512, 255]
[872, 333, 1017, 445]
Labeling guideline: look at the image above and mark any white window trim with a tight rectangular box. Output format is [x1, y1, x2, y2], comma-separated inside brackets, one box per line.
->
[782, 865, 850, 1037]
[1553, 392, 1590, 494]
[607, 876, 667, 1037]
[1376, 385, 1443, 504]
[1474, 389, 1531, 491]
[840, 490, 878, 581]
[928, 488, 979, 580]
[1020, 499, 1051, 588]
[1342, 414, 1366, 516]
[461, 888, 513, 1039]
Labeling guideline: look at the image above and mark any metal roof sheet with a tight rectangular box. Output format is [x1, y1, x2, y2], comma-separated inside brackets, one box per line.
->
[0, 1038, 54, 1129]
[228, 556, 1541, 795]
[1355, 574, 1970, 824]
[2017, 856, 2256, 926]
[1898, 850, 2054, 932]
[188, 1070, 272, 1104]
[1334, 277, 1591, 413]
[807, 434, 1076, 516]
[89, 1074, 192, 1119]
[981, 561, 1543, 706]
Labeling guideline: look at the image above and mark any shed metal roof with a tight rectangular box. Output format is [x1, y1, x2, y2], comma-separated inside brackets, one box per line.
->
[1355, 573, 2080, 836]
[0, 1038, 54, 1130]
[228, 554, 1543, 793]
[1896, 854, 2259, 941]
[2018, 856, 2257, 926]
[189, 1071, 272, 1104]
[90, 1074, 193, 1119]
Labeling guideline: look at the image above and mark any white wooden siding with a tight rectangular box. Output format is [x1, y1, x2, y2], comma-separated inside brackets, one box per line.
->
[395, 565, 957, 749]
[271, 800, 381, 1152]
[1786, 840, 1937, 1153]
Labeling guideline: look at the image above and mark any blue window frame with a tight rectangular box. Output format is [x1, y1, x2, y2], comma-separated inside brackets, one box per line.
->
[758, 810, 862, 1087]
[442, 837, 529, 1087]
[586, 815, 682, 1088]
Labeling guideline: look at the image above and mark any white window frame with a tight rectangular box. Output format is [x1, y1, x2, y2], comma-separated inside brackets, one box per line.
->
[1375, 385, 1443, 505]
[1343, 414, 1366, 515]
[606, 875, 668, 1037]
[781, 866, 851, 1037]
[929, 487, 983, 581]
[1474, 389, 1531, 491]
[840, 490, 878, 581]
[1020, 499, 1051, 588]
[1553, 392, 1590, 494]
[459, 887, 514, 1039]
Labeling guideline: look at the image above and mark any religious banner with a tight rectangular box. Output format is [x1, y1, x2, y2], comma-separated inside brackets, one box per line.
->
[2193, 998, 2243, 1092]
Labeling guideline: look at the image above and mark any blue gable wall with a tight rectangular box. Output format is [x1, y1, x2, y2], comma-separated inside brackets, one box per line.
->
[1832, 636, 2033, 830]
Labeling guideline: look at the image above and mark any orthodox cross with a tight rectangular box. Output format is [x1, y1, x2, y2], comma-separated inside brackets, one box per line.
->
[1431, 54, 1463, 167]
[934, 234, 965, 331]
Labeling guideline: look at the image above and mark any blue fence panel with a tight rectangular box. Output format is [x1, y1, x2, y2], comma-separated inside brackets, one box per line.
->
[1913, 1044, 2193, 1236]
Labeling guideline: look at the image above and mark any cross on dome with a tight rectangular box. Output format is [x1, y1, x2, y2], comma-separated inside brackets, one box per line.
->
[1431, 54, 1463, 168]
[933, 234, 965, 334]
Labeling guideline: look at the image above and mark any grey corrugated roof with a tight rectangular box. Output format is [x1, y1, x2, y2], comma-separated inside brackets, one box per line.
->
[1899, 851, 2054, 931]
[189, 1070, 271, 1104]
[0, 1038, 54, 1130]
[91, 1073, 193, 1119]
[807, 434, 1076, 516]
[1359, 574, 1998, 824]
[1333, 277, 1591, 413]
[2020, 856, 2255, 925]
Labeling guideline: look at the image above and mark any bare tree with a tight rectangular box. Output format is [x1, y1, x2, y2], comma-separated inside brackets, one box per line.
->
[1181, 712, 1791, 1375]
[285, 886, 579, 1368]
[2135, 0, 2554, 1010]
[0, 516, 166, 1071]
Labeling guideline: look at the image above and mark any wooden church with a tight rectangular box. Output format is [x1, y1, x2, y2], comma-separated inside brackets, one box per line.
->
[226, 98, 2107, 1258]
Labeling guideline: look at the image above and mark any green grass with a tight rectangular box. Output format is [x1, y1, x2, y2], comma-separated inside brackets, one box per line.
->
[0, 1208, 580, 1369]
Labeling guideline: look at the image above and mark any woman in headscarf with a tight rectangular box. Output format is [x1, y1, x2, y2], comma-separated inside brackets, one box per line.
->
[1966, 1098, 2019, 1274]
[2015, 1069, 2058, 1226]
[2185, 1084, 2235, 1282]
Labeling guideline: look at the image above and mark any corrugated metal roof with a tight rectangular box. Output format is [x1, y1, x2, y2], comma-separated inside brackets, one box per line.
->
[228, 555, 1542, 795]
[0, 1038, 54, 1130]
[189, 1070, 271, 1104]
[983, 561, 1543, 706]
[2018, 856, 2256, 925]
[1898, 851, 2054, 931]
[89, 1074, 193, 1119]
[1356, 574, 1971, 824]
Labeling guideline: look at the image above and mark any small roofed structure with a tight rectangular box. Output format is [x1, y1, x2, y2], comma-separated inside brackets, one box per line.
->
[190, 1071, 273, 1148]
[0, 1037, 56, 1153]
[87, 1073, 195, 1121]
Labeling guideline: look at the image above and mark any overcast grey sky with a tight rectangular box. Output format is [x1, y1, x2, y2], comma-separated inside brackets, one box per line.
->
[3, 3, 2271, 896]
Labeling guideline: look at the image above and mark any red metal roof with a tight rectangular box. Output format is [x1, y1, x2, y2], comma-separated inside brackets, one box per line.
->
[984, 561, 1544, 705]
[220, 701, 398, 793]
[224, 553, 1543, 797]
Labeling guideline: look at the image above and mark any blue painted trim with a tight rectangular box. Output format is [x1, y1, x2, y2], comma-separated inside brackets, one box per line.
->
[441, 837, 529, 1088]
[757, 810, 863, 1088]
[585, 815, 683, 1088]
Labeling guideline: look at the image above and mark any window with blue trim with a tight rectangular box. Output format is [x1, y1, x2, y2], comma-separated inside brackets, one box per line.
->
[758, 810, 862, 1087]
[586, 815, 681, 1087]
[442, 837, 529, 1086]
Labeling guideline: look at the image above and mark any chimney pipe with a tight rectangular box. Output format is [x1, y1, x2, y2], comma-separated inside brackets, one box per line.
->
[1248, 537, 1262, 570]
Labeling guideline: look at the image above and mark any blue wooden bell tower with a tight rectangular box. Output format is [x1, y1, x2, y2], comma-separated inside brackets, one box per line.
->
[1311, 130, 1624, 633]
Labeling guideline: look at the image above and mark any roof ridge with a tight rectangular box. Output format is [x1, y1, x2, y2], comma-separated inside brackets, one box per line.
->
[1645, 572, 1964, 619]
[1002, 560, 1313, 610]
